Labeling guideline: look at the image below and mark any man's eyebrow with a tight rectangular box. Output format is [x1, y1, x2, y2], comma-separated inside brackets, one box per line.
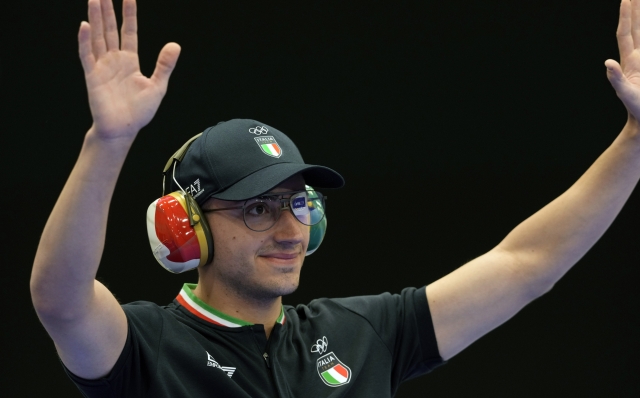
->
[202, 199, 243, 209]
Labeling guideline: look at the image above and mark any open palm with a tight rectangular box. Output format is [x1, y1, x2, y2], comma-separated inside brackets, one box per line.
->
[606, 0, 640, 119]
[79, 0, 180, 139]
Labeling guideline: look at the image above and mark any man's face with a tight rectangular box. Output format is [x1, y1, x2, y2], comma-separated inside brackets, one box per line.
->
[201, 174, 309, 301]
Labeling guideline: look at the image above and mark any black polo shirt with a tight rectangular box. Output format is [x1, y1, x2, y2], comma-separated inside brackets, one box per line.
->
[65, 284, 444, 397]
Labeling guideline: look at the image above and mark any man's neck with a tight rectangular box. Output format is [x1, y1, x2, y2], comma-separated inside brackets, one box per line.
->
[193, 280, 282, 339]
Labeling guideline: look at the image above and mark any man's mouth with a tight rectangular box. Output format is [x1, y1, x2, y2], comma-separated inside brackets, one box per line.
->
[259, 252, 299, 260]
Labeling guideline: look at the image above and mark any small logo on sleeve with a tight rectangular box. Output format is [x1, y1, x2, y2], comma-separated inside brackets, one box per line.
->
[206, 351, 236, 378]
[311, 337, 351, 387]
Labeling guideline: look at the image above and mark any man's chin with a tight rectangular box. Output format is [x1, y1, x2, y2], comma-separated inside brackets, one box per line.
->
[233, 272, 301, 301]
[270, 273, 301, 295]
[277, 281, 300, 297]
[263, 272, 302, 298]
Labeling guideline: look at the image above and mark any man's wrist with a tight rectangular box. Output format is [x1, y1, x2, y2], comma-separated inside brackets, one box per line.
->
[81, 126, 136, 171]
[85, 124, 139, 147]
[616, 115, 640, 154]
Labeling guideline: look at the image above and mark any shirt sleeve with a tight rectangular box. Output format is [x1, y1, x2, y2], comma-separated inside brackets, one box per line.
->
[331, 286, 444, 383]
[61, 301, 164, 398]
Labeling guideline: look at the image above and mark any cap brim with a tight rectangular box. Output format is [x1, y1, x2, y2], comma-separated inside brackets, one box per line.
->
[210, 163, 344, 201]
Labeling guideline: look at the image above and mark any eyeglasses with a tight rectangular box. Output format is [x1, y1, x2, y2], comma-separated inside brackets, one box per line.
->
[202, 190, 326, 232]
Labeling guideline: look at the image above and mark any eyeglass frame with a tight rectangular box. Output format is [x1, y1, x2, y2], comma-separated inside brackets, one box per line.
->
[201, 190, 327, 232]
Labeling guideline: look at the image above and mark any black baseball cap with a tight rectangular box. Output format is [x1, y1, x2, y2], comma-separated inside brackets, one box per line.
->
[167, 119, 345, 204]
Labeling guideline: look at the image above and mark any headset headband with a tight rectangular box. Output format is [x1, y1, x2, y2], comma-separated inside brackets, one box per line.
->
[161, 133, 203, 227]
[162, 133, 203, 196]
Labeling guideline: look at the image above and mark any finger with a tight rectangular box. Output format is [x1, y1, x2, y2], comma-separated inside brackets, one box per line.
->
[120, 0, 138, 53]
[605, 59, 630, 95]
[100, 0, 120, 51]
[78, 22, 96, 73]
[151, 43, 182, 88]
[632, 0, 640, 49]
[618, 0, 633, 66]
[88, 0, 107, 58]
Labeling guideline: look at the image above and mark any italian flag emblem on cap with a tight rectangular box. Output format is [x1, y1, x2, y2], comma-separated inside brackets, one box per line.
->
[254, 136, 282, 158]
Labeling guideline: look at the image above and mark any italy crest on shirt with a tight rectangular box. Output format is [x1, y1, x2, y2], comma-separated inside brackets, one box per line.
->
[311, 336, 352, 387]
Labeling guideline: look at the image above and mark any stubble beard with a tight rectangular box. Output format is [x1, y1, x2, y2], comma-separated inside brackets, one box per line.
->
[216, 257, 302, 304]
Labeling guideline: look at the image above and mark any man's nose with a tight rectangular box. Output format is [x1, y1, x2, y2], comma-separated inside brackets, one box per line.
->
[272, 208, 305, 245]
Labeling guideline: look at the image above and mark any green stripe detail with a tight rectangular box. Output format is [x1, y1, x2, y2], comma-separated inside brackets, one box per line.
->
[182, 284, 252, 326]
[322, 371, 340, 385]
[276, 307, 285, 324]
[261, 144, 276, 155]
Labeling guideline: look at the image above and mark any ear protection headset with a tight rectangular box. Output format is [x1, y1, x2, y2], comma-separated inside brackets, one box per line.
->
[146, 134, 327, 274]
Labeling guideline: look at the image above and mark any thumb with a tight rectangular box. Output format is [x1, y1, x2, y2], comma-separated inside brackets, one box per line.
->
[605, 59, 627, 91]
[151, 42, 182, 87]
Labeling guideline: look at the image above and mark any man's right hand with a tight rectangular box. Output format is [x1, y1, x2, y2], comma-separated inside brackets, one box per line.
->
[80, 0, 180, 140]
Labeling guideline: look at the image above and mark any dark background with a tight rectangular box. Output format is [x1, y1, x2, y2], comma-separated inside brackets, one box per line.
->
[1, 0, 638, 396]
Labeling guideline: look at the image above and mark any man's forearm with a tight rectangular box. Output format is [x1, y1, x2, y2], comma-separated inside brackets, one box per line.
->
[30, 128, 135, 318]
[498, 117, 640, 291]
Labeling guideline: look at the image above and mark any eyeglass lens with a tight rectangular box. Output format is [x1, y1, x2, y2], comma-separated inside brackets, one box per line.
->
[243, 190, 325, 232]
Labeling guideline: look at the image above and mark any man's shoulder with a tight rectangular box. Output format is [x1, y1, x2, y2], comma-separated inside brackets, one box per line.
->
[121, 299, 179, 325]
[283, 286, 427, 324]
[122, 299, 174, 311]
[290, 287, 426, 311]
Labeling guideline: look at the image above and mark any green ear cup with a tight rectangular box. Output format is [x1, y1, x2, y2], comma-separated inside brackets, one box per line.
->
[305, 185, 327, 256]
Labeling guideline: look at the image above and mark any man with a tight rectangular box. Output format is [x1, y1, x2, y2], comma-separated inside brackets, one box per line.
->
[30, 0, 640, 397]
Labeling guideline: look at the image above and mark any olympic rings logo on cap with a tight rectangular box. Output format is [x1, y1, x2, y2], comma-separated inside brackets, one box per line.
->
[249, 126, 269, 135]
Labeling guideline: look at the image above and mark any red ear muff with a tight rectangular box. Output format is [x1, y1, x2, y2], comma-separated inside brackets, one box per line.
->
[146, 191, 213, 273]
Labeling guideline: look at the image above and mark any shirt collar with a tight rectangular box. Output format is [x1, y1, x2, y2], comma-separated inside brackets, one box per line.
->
[176, 283, 286, 327]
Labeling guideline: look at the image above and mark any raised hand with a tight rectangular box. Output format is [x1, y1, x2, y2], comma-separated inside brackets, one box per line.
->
[79, 0, 180, 140]
[606, 0, 640, 120]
